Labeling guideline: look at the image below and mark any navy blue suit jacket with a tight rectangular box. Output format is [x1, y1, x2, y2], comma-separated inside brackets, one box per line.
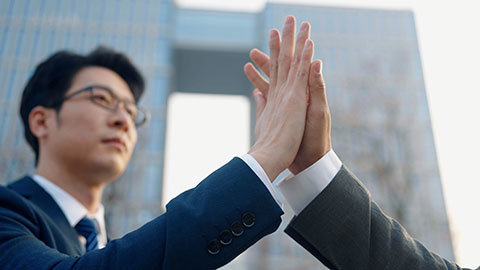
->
[0, 158, 283, 269]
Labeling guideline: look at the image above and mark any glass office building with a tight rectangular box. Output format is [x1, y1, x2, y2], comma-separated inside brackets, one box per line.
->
[0, 1, 454, 268]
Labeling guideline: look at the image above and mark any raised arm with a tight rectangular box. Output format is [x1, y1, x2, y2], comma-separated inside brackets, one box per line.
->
[0, 15, 315, 270]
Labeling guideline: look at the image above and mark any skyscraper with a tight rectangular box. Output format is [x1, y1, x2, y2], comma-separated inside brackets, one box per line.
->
[0, 1, 453, 268]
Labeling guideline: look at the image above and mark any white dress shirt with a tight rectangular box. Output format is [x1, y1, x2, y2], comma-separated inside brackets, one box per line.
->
[241, 149, 342, 214]
[31, 175, 108, 249]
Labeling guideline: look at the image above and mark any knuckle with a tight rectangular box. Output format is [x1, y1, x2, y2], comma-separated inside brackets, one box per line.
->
[311, 106, 330, 118]
[270, 60, 277, 69]
[279, 53, 291, 63]
[296, 69, 308, 78]
[314, 79, 326, 89]
[284, 96, 299, 108]
[270, 63, 277, 73]
[291, 57, 300, 67]
[302, 50, 312, 60]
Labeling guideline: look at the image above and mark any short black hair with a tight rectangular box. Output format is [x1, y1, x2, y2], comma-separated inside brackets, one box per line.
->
[19, 46, 145, 165]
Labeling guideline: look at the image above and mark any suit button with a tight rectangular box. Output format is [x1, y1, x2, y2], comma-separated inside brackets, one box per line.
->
[219, 230, 233, 245]
[242, 212, 255, 228]
[231, 221, 244, 237]
[207, 240, 221, 255]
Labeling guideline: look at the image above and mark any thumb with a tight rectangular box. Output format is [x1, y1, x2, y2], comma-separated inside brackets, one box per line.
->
[309, 60, 327, 104]
[253, 89, 266, 120]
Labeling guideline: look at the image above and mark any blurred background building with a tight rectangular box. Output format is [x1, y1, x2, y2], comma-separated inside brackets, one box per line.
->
[0, 0, 454, 269]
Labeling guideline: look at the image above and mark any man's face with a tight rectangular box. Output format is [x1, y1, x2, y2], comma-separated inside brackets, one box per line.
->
[47, 66, 138, 184]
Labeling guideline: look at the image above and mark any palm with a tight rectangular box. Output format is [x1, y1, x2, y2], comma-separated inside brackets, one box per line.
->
[245, 42, 331, 175]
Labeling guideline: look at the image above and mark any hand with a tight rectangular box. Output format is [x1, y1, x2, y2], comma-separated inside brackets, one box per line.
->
[247, 16, 314, 181]
[245, 22, 331, 175]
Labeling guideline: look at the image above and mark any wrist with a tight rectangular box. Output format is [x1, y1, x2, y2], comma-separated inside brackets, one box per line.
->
[289, 146, 331, 175]
[248, 147, 284, 182]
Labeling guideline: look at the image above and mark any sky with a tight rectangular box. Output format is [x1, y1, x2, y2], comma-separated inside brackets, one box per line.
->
[168, 0, 480, 267]
[163, 93, 250, 205]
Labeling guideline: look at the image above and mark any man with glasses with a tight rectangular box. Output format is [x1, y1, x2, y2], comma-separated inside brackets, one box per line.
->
[52, 85, 149, 127]
[0, 16, 321, 269]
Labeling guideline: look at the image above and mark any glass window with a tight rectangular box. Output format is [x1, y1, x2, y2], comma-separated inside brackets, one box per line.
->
[14, 29, 26, 58]
[14, 120, 24, 147]
[151, 76, 169, 106]
[0, 0, 11, 16]
[4, 28, 18, 57]
[5, 69, 17, 101]
[143, 162, 162, 202]
[10, 0, 22, 16]
[147, 116, 166, 153]
[158, 1, 170, 25]
[0, 111, 11, 144]
[155, 38, 170, 64]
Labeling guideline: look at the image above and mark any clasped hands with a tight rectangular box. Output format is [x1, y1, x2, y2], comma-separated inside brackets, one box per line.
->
[247, 16, 332, 182]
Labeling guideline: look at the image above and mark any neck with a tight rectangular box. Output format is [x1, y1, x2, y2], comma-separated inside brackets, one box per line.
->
[36, 158, 106, 214]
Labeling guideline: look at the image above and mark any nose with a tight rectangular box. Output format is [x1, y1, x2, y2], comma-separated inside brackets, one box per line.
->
[108, 103, 134, 132]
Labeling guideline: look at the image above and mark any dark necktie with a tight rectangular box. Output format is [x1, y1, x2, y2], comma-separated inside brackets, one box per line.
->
[75, 217, 99, 252]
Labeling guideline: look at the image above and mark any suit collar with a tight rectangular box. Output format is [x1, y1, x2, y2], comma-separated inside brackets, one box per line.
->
[8, 176, 83, 253]
[31, 174, 88, 227]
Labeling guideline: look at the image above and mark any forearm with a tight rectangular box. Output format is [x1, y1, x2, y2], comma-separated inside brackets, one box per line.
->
[285, 166, 470, 270]
[0, 158, 283, 270]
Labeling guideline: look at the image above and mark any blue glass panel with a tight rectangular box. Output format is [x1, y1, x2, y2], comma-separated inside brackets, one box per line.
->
[0, 27, 9, 56]
[176, 10, 256, 46]
[14, 121, 24, 147]
[0, 111, 11, 144]
[15, 29, 25, 58]
[4, 28, 18, 57]
[152, 76, 169, 106]
[5, 69, 17, 101]
[0, 0, 11, 16]
[143, 162, 162, 201]
[147, 117, 166, 152]
[154, 38, 170, 64]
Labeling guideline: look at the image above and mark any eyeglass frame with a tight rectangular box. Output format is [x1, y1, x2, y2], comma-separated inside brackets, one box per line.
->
[50, 84, 150, 127]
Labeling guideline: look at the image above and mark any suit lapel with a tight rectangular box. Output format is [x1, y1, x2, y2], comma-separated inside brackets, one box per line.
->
[8, 176, 83, 254]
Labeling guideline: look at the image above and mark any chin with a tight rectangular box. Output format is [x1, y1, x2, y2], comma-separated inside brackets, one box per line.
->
[93, 156, 129, 181]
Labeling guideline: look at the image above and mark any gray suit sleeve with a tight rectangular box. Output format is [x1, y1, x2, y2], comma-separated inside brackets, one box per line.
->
[285, 166, 477, 270]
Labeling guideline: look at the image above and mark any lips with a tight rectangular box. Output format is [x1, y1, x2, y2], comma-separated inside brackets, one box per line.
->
[102, 137, 127, 151]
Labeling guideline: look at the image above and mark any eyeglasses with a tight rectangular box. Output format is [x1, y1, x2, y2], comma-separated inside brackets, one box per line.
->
[52, 85, 149, 127]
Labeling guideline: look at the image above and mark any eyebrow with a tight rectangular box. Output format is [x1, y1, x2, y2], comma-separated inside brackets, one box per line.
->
[93, 84, 135, 103]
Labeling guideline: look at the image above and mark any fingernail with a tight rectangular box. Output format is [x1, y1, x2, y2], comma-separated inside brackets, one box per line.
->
[305, 40, 312, 48]
[270, 29, 276, 38]
[300, 22, 308, 31]
[314, 61, 321, 74]
[254, 93, 262, 103]
[285, 16, 294, 25]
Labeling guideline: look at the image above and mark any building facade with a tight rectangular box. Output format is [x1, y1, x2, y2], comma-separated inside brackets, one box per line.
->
[0, 1, 454, 268]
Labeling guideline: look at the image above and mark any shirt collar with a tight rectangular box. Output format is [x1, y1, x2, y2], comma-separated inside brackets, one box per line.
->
[31, 174, 103, 227]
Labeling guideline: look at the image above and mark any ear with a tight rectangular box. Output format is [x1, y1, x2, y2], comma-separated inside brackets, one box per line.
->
[29, 106, 55, 140]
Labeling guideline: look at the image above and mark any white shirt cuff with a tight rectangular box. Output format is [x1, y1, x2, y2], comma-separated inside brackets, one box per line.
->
[275, 149, 342, 215]
[239, 154, 283, 208]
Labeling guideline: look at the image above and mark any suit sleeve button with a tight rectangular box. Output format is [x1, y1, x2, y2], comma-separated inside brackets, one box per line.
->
[207, 239, 221, 255]
[231, 221, 244, 236]
[242, 212, 255, 228]
[219, 230, 233, 245]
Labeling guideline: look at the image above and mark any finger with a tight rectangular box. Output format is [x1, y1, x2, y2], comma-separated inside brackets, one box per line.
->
[293, 39, 314, 94]
[253, 89, 266, 120]
[244, 63, 269, 96]
[277, 16, 296, 83]
[250, 49, 270, 77]
[308, 59, 327, 104]
[269, 29, 281, 92]
[288, 22, 311, 83]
